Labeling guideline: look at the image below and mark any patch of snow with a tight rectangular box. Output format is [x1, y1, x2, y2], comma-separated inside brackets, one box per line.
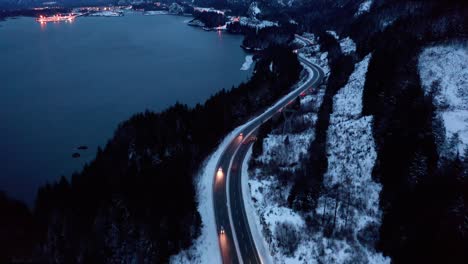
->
[258, 132, 314, 166]
[169, 3, 184, 15]
[193, 7, 224, 15]
[339, 37, 356, 55]
[300, 52, 330, 79]
[418, 44, 468, 157]
[332, 55, 371, 121]
[171, 128, 248, 264]
[89, 11, 123, 17]
[241, 55, 254, 71]
[326, 30, 339, 40]
[143, 10, 168, 15]
[381, 18, 396, 30]
[355, 0, 373, 17]
[234, 17, 278, 30]
[296, 34, 331, 78]
[248, 2, 261, 18]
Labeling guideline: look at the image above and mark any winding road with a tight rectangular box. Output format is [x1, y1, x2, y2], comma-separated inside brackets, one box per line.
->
[213, 42, 324, 264]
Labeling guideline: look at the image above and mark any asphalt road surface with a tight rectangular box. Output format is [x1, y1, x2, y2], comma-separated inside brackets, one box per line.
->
[213, 52, 324, 264]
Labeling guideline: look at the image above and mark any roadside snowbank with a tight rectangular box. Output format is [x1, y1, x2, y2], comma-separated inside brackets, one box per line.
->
[170, 128, 246, 264]
[241, 147, 274, 264]
[418, 44, 468, 158]
[298, 34, 330, 78]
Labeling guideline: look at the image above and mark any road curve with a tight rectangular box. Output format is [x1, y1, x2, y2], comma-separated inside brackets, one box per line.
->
[213, 50, 324, 264]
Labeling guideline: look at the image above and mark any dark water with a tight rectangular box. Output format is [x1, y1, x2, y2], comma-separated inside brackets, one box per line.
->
[0, 14, 251, 205]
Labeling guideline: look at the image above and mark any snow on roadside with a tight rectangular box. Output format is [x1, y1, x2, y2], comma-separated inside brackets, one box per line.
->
[418, 44, 468, 158]
[246, 74, 326, 263]
[242, 146, 274, 264]
[241, 55, 254, 71]
[298, 33, 356, 75]
[170, 128, 247, 264]
[298, 33, 330, 78]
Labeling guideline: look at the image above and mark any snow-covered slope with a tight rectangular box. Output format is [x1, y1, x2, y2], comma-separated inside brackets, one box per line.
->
[170, 128, 250, 264]
[418, 44, 468, 158]
[311, 54, 388, 264]
[246, 54, 389, 263]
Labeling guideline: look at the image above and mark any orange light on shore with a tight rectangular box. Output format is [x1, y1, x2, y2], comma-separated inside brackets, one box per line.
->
[36, 14, 76, 24]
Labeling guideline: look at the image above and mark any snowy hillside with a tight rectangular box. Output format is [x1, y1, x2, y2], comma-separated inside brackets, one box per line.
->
[246, 54, 389, 263]
[418, 44, 468, 158]
[314, 55, 388, 263]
